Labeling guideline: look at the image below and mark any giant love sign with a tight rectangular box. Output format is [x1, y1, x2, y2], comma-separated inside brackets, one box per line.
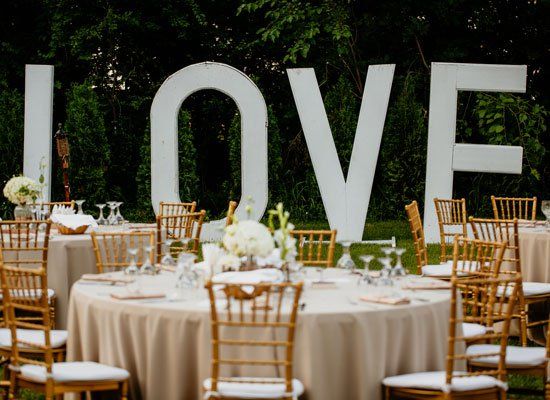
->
[21, 61, 526, 242]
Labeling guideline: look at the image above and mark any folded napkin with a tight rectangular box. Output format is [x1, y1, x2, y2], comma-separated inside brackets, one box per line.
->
[111, 292, 165, 300]
[51, 205, 75, 215]
[50, 214, 98, 230]
[80, 273, 134, 285]
[360, 294, 410, 305]
[211, 268, 283, 294]
[402, 281, 451, 290]
[200, 244, 226, 276]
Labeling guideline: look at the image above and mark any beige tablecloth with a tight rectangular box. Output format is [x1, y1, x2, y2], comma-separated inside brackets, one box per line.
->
[518, 228, 550, 282]
[67, 269, 453, 400]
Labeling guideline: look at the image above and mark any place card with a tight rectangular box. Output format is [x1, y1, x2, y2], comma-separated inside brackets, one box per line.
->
[359, 294, 410, 305]
[80, 274, 135, 285]
[110, 292, 166, 300]
[402, 281, 451, 290]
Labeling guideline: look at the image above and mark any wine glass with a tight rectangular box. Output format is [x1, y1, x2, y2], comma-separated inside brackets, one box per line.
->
[542, 200, 550, 229]
[125, 248, 140, 276]
[336, 241, 357, 272]
[75, 200, 85, 215]
[95, 204, 107, 225]
[160, 238, 176, 266]
[139, 246, 156, 275]
[359, 255, 375, 285]
[315, 267, 325, 283]
[378, 257, 393, 286]
[107, 202, 118, 225]
[115, 202, 125, 224]
[392, 248, 407, 277]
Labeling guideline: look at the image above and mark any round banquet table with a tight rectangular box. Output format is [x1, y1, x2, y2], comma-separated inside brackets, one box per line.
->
[67, 268, 453, 400]
[518, 226, 550, 282]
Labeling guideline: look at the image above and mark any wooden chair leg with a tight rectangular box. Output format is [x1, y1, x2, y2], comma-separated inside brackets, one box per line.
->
[120, 380, 128, 400]
[519, 307, 528, 346]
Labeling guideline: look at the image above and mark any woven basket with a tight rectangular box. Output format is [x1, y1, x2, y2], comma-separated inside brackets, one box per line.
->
[56, 224, 88, 235]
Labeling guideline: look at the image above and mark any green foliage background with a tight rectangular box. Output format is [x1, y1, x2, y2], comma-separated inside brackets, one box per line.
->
[0, 0, 548, 223]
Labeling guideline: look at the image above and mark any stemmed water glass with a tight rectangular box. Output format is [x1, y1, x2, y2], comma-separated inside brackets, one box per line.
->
[378, 257, 393, 286]
[125, 248, 140, 276]
[75, 200, 85, 215]
[392, 248, 407, 277]
[107, 202, 118, 225]
[315, 267, 325, 283]
[359, 255, 375, 285]
[542, 201, 550, 229]
[140, 246, 156, 275]
[115, 202, 125, 224]
[336, 241, 357, 272]
[160, 239, 176, 266]
[95, 204, 107, 225]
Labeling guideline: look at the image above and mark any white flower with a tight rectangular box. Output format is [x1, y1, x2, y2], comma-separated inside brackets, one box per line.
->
[222, 220, 275, 258]
[217, 254, 241, 271]
[3, 176, 41, 205]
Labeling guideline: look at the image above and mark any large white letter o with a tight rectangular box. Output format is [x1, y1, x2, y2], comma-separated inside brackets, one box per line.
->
[151, 62, 268, 240]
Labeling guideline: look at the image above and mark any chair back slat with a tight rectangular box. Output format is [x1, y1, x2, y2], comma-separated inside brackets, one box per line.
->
[451, 237, 507, 278]
[159, 201, 196, 216]
[434, 198, 468, 263]
[226, 201, 238, 227]
[90, 231, 155, 273]
[0, 221, 51, 271]
[156, 211, 206, 262]
[205, 281, 303, 394]
[491, 196, 537, 220]
[405, 201, 428, 271]
[289, 230, 336, 267]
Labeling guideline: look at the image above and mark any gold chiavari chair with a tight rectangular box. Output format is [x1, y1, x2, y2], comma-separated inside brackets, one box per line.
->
[491, 196, 537, 221]
[90, 231, 155, 273]
[382, 274, 519, 400]
[226, 200, 238, 227]
[0, 221, 56, 327]
[31, 201, 75, 215]
[470, 217, 550, 346]
[451, 237, 507, 343]
[156, 210, 206, 263]
[203, 281, 304, 400]
[289, 229, 337, 267]
[434, 198, 468, 263]
[0, 262, 129, 400]
[159, 201, 197, 216]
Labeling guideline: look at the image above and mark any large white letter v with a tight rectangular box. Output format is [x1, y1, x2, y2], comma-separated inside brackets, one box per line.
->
[287, 65, 395, 241]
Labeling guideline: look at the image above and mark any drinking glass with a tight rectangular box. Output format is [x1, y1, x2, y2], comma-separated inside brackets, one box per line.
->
[175, 253, 197, 289]
[95, 204, 107, 225]
[115, 202, 125, 224]
[315, 267, 325, 283]
[542, 200, 550, 228]
[378, 257, 393, 286]
[336, 241, 357, 272]
[75, 200, 85, 215]
[107, 202, 118, 225]
[160, 239, 176, 266]
[125, 248, 140, 276]
[139, 246, 156, 275]
[359, 255, 375, 285]
[392, 248, 407, 277]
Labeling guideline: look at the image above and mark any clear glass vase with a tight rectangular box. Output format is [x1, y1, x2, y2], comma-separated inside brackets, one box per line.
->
[14, 204, 33, 221]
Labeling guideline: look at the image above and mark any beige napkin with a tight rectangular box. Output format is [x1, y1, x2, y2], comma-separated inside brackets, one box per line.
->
[80, 273, 134, 285]
[111, 292, 165, 300]
[402, 281, 451, 290]
[360, 294, 410, 305]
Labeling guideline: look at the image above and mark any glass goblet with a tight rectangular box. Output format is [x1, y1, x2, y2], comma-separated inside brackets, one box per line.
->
[160, 239, 176, 266]
[392, 248, 407, 277]
[139, 246, 156, 275]
[378, 257, 393, 286]
[75, 200, 85, 215]
[95, 204, 107, 225]
[359, 255, 375, 285]
[315, 267, 325, 283]
[125, 248, 140, 276]
[115, 202, 125, 224]
[542, 200, 550, 229]
[106, 202, 118, 225]
[336, 241, 357, 272]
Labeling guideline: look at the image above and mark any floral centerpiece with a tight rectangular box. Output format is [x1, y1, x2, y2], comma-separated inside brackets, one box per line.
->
[3, 175, 41, 220]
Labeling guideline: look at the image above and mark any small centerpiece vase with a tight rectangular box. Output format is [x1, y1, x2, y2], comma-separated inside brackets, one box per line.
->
[14, 203, 33, 221]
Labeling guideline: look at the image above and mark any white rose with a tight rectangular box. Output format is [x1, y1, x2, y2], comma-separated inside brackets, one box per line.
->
[222, 220, 274, 257]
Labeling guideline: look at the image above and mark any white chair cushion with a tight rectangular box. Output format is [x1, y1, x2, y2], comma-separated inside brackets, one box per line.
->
[382, 371, 506, 392]
[0, 328, 67, 349]
[467, 344, 547, 367]
[422, 263, 468, 277]
[498, 282, 550, 297]
[203, 377, 304, 399]
[20, 361, 129, 383]
[462, 323, 487, 338]
[0, 288, 55, 300]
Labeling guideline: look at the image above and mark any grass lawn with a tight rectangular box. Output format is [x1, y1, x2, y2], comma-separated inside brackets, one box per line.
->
[4, 220, 545, 399]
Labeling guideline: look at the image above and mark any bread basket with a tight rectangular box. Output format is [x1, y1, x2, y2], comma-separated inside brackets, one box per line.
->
[56, 224, 88, 235]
